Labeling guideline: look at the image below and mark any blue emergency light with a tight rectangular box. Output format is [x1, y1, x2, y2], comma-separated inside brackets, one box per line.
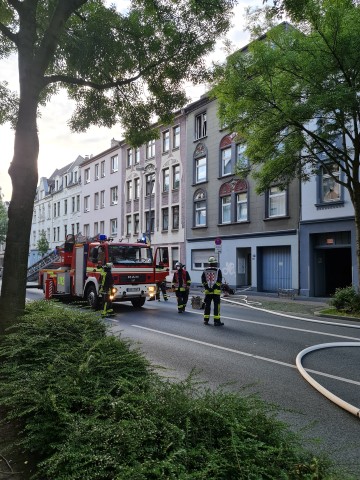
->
[99, 234, 107, 241]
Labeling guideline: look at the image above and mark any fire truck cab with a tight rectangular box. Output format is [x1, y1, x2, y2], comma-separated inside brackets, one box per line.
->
[39, 234, 169, 309]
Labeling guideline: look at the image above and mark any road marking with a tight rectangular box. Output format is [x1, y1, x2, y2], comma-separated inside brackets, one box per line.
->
[188, 310, 360, 341]
[132, 325, 360, 386]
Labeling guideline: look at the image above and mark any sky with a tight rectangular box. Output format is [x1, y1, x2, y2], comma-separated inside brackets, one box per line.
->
[0, 0, 264, 202]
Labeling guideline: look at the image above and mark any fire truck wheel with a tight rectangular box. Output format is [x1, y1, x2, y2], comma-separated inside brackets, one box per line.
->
[86, 284, 99, 310]
[131, 297, 146, 308]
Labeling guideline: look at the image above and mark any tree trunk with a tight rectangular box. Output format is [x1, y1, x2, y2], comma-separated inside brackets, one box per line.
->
[0, 94, 39, 335]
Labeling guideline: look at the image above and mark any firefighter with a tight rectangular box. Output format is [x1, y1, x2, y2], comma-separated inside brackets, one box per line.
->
[201, 256, 224, 326]
[172, 262, 191, 313]
[99, 262, 115, 317]
[156, 280, 168, 301]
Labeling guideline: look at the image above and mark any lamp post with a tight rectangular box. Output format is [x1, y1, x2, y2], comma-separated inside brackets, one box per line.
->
[136, 164, 156, 244]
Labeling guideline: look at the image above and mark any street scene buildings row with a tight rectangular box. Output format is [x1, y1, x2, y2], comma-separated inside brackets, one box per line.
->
[28, 93, 357, 297]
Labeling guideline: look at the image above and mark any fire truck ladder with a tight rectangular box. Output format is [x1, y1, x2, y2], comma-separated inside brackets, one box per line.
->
[26, 250, 61, 282]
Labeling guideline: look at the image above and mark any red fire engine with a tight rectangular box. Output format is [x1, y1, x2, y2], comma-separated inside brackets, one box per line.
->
[39, 234, 169, 308]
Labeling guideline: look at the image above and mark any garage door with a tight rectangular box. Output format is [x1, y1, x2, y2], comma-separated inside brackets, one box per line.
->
[262, 246, 291, 291]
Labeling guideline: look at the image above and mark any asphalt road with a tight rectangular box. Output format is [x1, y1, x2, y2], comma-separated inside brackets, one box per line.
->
[25, 287, 360, 477]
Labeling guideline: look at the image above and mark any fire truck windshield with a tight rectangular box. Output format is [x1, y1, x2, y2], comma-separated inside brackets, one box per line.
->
[108, 245, 153, 265]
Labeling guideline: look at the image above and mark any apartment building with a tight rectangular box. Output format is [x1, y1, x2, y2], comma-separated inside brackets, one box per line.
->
[184, 95, 300, 292]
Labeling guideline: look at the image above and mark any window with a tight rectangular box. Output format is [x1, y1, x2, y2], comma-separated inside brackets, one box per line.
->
[194, 190, 206, 227]
[135, 147, 140, 165]
[94, 222, 99, 235]
[195, 112, 207, 140]
[71, 224, 75, 235]
[134, 177, 140, 200]
[221, 195, 231, 224]
[101, 160, 105, 177]
[162, 208, 169, 231]
[85, 168, 90, 184]
[94, 192, 99, 210]
[236, 192, 248, 221]
[195, 156, 207, 183]
[162, 168, 170, 193]
[192, 249, 214, 270]
[173, 125, 180, 149]
[134, 213, 139, 235]
[53, 203, 56, 217]
[84, 224, 90, 237]
[267, 186, 286, 217]
[236, 143, 249, 168]
[145, 210, 154, 234]
[76, 223, 80, 233]
[221, 147, 232, 176]
[110, 218, 118, 236]
[173, 164, 180, 190]
[126, 215, 132, 236]
[146, 139, 155, 159]
[110, 186, 118, 205]
[72, 196, 75, 213]
[172, 205, 179, 230]
[74, 171, 78, 183]
[64, 199, 67, 215]
[76, 195, 80, 212]
[321, 163, 340, 203]
[100, 221, 104, 233]
[100, 190, 105, 208]
[126, 149, 132, 168]
[171, 247, 179, 270]
[126, 181, 132, 202]
[111, 154, 118, 173]
[84, 195, 90, 212]
[53, 228, 56, 242]
[57, 201, 60, 216]
[146, 173, 155, 196]
[95, 163, 99, 180]
[162, 130, 170, 153]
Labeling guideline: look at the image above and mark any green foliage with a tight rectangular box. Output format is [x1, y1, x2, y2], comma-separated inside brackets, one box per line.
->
[0, 301, 349, 479]
[330, 286, 360, 313]
[0, 194, 8, 243]
[36, 229, 49, 257]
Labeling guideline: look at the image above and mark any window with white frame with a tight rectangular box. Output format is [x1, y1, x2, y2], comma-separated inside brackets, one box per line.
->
[236, 143, 249, 168]
[145, 210, 154, 234]
[100, 220, 104, 233]
[74, 171, 78, 183]
[172, 205, 179, 229]
[135, 147, 140, 165]
[221, 195, 231, 224]
[173, 125, 180, 149]
[126, 180, 132, 201]
[94, 192, 99, 210]
[221, 146, 232, 176]
[146, 139, 155, 159]
[267, 186, 286, 218]
[76, 195, 80, 212]
[162, 130, 170, 153]
[195, 156, 207, 183]
[126, 149, 132, 168]
[192, 249, 214, 270]
[126, 215, 132, 236]
[76, 223, 80, 233]
[95, 163, 99, 180]
[84, 196, 90, 212]
[162, 168, 170, 192]
[111, 154, 118, 173]
[64, 199, 67, 214]
[173, 164, 180, 190]
[194, 190, 206, 227]
[71, 196, 75, 213]
[146, 173, 155, 196]
[84, 224, 90, 237]
[110, 218, 117, 236]
[162, 208, 169, 231]
[85, 168, 90, 184]
[236, 192, 248, 222]
[110, 186, 118, 205]
[134, 213, 139, 235]
[195, 112, 207, 140]
[321, 163, 341, 203]
[100, 190, 105, 208]
[101, 160, 105, 177]
[134, 177, 140, 199]
[94, 222, 99, 235]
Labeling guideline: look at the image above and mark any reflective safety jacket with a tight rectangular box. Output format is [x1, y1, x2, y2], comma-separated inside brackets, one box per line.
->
[172, 268, 191, 291]
[201, 267, 222, 295]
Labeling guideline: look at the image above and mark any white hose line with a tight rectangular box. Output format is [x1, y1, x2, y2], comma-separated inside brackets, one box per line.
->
[296, 342, 360, 418]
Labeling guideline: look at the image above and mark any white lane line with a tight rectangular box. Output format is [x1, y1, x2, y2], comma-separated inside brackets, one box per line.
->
[222, 297, 360, 329]
[188, 310, 360, 341]
[132, 325, 360, 386]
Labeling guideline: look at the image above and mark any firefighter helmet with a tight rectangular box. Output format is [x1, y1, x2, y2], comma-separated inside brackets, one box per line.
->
[208, 256, 217, 264]
[175, 262, 182, 269]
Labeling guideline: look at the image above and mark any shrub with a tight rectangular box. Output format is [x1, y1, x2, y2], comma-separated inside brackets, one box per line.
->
[0, 300, 352, 479]
[330, 286, 360, 313]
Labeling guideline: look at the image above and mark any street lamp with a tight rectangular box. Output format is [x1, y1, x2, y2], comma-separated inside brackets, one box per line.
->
[135, 164, 156, 244]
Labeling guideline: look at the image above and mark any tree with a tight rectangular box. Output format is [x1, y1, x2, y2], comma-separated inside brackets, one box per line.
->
[0, 0, 235, 333]
[212, 0, 360, 289]
[36, 230, 49, 257]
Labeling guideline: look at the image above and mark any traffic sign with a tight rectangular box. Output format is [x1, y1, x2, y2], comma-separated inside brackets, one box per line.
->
[215, 237, 222, 246]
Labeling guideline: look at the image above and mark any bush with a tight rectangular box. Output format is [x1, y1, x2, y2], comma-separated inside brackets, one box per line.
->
[330, 286, 360, 313]
[0, 301, 352, 479]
